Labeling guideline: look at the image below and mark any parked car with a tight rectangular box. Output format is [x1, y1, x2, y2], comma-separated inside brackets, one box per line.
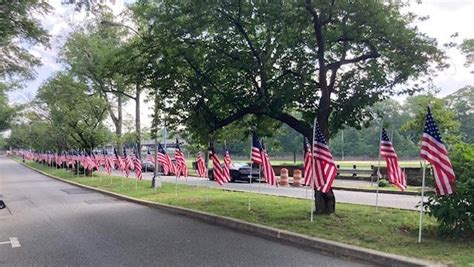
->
[141, 160, 155, 172]
[208, 163, 260, 182]
[143, 159, 178, 174]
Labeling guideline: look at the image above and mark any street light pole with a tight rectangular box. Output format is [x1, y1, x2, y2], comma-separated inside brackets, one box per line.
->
[152, 133, 161, 189]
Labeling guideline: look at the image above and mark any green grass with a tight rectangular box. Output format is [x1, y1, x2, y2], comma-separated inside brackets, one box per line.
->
[20, 159, 473, 266]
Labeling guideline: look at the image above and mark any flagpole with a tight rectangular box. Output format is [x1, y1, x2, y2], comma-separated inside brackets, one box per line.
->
[121, 149, 124, 187]
[153, 136, 160, 192]
[205, 150, 209, 203]
[310, 117, 317, 222]
[258, 165, 261, 192]
[110, 155, 113, 184]
[304, 139, 309, 213]
[90, 148, 93, 180]
[418, 160, 426, 243]
[375, 121, 383, 212]
[258, 138, 262, 193]
[248, 135, 253, 211]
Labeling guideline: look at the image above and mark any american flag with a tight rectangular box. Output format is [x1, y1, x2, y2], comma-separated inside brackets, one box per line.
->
[47, 152, 52, 166]
[208, 144, 227, 185]
[157, 144, 175, 175]
[312, 121, 337, 193]
[114, 148, 125, 174]
[223, 150, 232, 182]
[89, 152, 99, 171]
[103, 150, 113, 176]
[251, 132, 263, 164]
[93, 152, 101, 168]
[79, 152, 88, 170]
[303, 138, 313, 186]
[196, 152, 207, 177]
[175, 139, 188, 178]
[261, 141, 277, 186]
[55, 153, 62, 167]
[91, 152, 100, 169]
[146, 148, 155, 164]
[123, 148, 134, 177]
[420, 107, 456, 195]
[380, 128, 407, 191]
[134, 149, 143, 180]
[67, 152, 75, 168]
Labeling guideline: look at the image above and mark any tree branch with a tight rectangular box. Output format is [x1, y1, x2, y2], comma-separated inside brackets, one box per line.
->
[216, 7, 266, 96]
[327, 50, 380, 70]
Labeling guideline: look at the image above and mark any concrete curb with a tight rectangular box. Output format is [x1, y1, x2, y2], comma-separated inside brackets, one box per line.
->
[17, 159, 441, 267]
[332, 186, 423, 196]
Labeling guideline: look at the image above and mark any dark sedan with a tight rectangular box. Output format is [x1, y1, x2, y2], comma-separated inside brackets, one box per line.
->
[141, 160, 155, 172]
[208, 163, 260, 182]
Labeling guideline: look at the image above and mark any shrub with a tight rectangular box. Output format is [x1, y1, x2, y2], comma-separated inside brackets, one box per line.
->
[378, 179, 390, 187]
[425, 143, 474, 238]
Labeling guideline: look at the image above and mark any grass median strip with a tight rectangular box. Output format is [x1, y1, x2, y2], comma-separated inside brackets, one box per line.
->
[22, 160, 473, 266]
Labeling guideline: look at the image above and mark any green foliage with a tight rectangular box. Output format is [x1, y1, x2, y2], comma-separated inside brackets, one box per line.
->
[426, 143, 474, 238]
[0, 84, 15, 131]
[6, 122, 58, 151]
[133, 0, 445, 142]
[378, 179, 390, 187]
[401, 94, 461, 145]
[35, 72, 109, 150]
[460, 38, 474, 71]
[445, 86, 474, 143]
[0, 0, 50, 80]
[61, 12, 146, 149]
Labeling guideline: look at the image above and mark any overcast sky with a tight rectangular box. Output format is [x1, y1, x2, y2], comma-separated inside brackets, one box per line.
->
[8, 0, 474, 129]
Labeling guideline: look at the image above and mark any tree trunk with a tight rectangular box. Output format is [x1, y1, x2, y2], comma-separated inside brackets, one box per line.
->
[313, 93, 336, 215]
[314, 189, 335, 214]
[135, 83, 141, 153]
[116, 94, 123, 154]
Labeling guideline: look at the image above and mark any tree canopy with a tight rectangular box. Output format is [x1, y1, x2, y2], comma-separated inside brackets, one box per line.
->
[0, 0, 50, 80]
[35, 72, 109, 151]
[133, 0, 446, 143]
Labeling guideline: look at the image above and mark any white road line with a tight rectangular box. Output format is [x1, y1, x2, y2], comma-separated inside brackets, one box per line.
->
[0, 237, 21, 248]
[10, 237, 20, 248]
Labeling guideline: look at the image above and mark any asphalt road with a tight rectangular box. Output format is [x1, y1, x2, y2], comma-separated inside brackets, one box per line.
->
[113, 169, 423, 210]
[0, 156, 369, 266]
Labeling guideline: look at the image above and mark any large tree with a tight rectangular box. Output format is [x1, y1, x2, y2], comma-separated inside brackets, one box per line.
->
[62, 13, 148, 152]
[135, 0, 445, 140]
[36, 72, 109, 151]
[62, 17, 128, 152]
[134, 0, 445, 214]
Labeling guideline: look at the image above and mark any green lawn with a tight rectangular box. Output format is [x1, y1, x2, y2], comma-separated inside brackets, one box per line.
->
[20, 159, 473, 266]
